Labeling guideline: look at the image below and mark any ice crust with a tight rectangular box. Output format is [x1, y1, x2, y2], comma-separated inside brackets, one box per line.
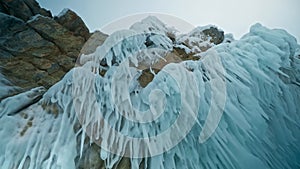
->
[0, 21, 299, 169]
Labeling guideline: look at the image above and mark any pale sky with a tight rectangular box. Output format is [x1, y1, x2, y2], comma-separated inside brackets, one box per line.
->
[37, 0, 300, 41]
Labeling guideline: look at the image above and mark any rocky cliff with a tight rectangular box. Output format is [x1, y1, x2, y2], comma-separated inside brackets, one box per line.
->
[0, 2, 225, 168]
[1, 1, 299, 169]
[0, 1, 109, 168]
[0, 0, 91, 92]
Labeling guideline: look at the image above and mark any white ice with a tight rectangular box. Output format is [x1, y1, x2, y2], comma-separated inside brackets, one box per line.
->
[0, 20, 299, 169]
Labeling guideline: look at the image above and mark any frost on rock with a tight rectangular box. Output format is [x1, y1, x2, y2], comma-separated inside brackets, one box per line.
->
[176, 25, 225, 53]
[130, 16, 173, 34]
[73, 22, 300, 168]
[0, 18, 300, 169]
[0, 86, 46, 117]
[0, 74, 78, 169]
[79, 28, 174, 71]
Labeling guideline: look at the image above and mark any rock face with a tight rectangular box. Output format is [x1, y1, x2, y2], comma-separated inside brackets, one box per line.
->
[79, 30, 108, 56]
[54, 9, 91, 41]
[0, 2, 226, 167]
[0, 1, 112, 168]
[0, 0, 51, 21]
[27, 15, 86, 53]
[0, 1, 91, 89]
[1, 2, 299, 169]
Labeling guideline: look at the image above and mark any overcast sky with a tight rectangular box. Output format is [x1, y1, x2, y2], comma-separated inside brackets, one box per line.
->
[37, 0, 300, 41]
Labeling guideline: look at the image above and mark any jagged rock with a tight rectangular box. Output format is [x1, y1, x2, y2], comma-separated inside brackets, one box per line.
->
[22, 0, 51, 17]
[176, 26, 224, 53]
[202, 26, 224, 44]
[0, 3, 225, 169]
[0, 13, 60, 88]
[27, 15, 85, 54]
[0, 0, 51, 21]
[0, 14, 60, 58]
[54, 9, 91, 41]
[0, 12, 25, 37]
[0, 5, 93, 89]
[182, 26, 224, 45]
[79, 31, 108, 56]
[0, 1, 126, 169]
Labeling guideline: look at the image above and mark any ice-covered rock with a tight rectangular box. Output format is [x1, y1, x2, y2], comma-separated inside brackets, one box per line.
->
[130, 16, 173, 34]
[0, 15, 299, 169]
[0, 86, 46, 117]
[79, 28, 173, 70]
[176, 25, 224, 53]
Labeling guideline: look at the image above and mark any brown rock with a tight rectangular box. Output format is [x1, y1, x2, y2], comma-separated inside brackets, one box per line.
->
[54, 9, 91, 41]
[1, 60, 39, 89]
[114, 158, 131, 169]
[27, 15, 85, 54]
[78, 30, 108, 67]
[56, 56, 76, 71]
[30, 58, 53, 70]
[23, 0, 51, 17]
[138, 68, 159, 88]
[137, 50, 199, 87]
[79, 31, 108, 55]
[0, 9, 92, 89]
[76, 143, 105, 169]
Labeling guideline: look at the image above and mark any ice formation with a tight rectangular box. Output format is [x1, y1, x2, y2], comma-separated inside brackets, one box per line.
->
[0, 17, 300, 169]
[130, 16, 171, 34]
[0, 86, 45, 117]
[176, 25, 224, 53]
